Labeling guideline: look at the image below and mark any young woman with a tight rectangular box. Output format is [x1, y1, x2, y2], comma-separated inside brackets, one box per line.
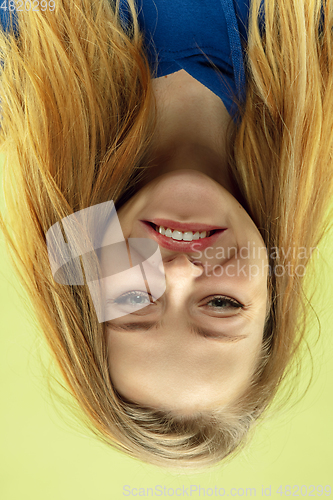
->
[0, 0, 332, 470]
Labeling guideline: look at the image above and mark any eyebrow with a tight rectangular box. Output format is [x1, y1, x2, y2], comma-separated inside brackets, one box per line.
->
[106, 319, 248, 342]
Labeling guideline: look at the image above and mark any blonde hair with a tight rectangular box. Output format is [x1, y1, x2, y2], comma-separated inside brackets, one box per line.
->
[0, 0, 333, 470]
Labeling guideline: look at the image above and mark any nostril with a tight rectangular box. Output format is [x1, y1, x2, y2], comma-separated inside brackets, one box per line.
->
[187, 257, 203, 266]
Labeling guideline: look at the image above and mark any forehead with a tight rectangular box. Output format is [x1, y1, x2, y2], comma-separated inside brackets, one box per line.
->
[106, 316, 265, 413]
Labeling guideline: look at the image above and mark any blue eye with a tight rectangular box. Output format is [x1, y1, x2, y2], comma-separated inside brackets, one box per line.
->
[113, 291, 154, 307]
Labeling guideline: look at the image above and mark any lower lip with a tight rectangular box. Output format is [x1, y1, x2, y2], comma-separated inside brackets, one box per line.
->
[140, 221, 227, 252]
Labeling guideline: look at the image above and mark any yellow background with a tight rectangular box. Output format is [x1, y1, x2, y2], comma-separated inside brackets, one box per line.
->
[0, 153, 332, 499]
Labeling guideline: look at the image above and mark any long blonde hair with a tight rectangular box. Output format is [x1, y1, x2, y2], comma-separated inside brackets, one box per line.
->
[0, 0, 332, 470]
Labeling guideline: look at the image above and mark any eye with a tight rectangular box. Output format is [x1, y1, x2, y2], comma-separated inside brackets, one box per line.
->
[111, 290, 155, 307]
[201, 295, 244, 313]
[200, 295, 244, 317]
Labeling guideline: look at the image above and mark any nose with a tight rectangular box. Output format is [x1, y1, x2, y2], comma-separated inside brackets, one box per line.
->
[159, 254, 204, 277]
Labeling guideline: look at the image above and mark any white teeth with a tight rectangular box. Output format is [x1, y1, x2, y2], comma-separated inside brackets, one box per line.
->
[155, 225, 210, 241]
[172, 230, 183, 241]
[183, 231, 199, 241]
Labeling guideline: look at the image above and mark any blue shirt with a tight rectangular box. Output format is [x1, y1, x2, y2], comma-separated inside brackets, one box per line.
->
[0, 1, 266, 117]
[119, 0, 265, 117]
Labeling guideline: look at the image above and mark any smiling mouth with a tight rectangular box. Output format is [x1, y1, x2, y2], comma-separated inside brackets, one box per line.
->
[139, 220, 227, 252]
[147, 222, 221, 241]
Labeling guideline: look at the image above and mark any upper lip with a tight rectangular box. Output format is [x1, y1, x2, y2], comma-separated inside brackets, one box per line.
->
[145, 218, 226, 232]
